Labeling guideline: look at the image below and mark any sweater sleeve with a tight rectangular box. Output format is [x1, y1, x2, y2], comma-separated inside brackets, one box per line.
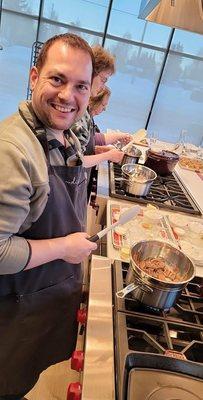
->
[95, 132, 106, 146]
[0, 139, 33, 274]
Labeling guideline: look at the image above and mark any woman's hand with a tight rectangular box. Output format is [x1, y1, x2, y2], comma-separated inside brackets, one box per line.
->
[104, 130, 131, 145]
[106, 148, 124, 163]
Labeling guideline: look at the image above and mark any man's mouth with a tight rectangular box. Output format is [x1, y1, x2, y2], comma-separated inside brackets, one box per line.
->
[51, 103, 76, 113]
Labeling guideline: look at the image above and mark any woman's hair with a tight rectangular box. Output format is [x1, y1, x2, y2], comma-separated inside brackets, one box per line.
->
[36, 33, 95, 77]
[89, 86, 111, 115]
[92, 45, 115, 75]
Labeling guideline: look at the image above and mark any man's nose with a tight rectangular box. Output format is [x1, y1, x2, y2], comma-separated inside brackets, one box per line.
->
[58, 84, 74, 101]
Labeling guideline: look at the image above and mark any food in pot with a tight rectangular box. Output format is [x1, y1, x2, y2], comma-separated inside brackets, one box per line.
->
[136, 256, 182, 282]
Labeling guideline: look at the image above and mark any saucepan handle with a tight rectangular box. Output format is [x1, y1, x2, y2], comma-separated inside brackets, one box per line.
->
[116, 277, 153, 299]
[116, 282, 139, 299]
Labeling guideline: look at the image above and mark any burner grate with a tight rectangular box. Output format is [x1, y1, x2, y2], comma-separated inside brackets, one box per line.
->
[109, 162, 201, 215]
[113, 261, 203, 399]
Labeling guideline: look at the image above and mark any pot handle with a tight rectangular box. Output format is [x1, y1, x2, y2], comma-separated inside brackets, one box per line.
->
[116, 282, 139, 299]
[116, 277, 153, 299]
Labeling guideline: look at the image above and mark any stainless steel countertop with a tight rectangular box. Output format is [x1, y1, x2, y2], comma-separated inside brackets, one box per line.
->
[82, 255, 115, 400]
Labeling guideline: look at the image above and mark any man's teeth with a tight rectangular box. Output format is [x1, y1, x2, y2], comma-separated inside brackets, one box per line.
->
[53, 104, 75, 112]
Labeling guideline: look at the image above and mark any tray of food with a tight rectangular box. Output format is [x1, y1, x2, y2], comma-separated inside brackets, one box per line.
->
[179, 156, 203, 172]
[166, 214, 203, 267]
[110, 204, 177, 262]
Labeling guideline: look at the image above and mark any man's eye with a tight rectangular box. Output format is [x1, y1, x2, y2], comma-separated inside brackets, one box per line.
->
[51, 76, 62, 85]
[78, 84, 88, 91]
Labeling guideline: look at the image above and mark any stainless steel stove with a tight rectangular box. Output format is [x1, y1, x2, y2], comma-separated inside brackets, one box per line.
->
[113, 260, 203, 400]
[109, 162, 201, 216]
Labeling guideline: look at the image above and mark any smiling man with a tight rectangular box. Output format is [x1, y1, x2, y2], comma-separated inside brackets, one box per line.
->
[0, 33, 97, 399]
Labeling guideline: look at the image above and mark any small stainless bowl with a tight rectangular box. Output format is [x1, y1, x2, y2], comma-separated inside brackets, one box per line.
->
[121, 164, 157, 196]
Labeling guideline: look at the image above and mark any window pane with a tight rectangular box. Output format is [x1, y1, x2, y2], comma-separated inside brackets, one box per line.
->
[2, 0, 40, 16]
[38, 23, 102, 46]
[96, 38, 165, 133]
[42, 0, 109, 33]
[108, 0, 171, 48]
[147, 54, 203, 146]
[0, 11, 37, 119]
[172, 29, 203, 57]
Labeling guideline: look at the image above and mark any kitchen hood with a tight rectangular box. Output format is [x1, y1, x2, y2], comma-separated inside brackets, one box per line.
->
[139, 0, 203, 35]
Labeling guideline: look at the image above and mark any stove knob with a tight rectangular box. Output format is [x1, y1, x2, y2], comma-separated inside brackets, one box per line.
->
[77, 308, 87, 324]
[67, 382, 82, 400]
[71, 350, 84, 371]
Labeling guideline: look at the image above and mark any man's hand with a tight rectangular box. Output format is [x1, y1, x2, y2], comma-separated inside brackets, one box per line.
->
[62, 232, 97, 263]
[26, 232, 97, 269]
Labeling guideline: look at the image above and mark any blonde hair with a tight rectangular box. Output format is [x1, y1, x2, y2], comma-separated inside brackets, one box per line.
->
[89, 86, 111, 115]
[92, 45, 115, 75]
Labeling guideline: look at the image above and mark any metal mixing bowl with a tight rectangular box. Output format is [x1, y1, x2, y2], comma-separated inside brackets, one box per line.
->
[121, 164, 157, 196]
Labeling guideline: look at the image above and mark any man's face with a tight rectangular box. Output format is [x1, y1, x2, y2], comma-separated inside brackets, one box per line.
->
[91, 70, 112, 97]
[30, 41, 92, 132]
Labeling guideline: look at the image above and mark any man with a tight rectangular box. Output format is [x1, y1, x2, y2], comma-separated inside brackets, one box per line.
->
[71, 45, 130, 200]
[72, 45, 130, 157]
[0, 33, 97, 399]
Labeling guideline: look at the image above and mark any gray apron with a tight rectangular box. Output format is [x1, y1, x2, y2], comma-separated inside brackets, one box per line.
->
[0, 124, 87, 395]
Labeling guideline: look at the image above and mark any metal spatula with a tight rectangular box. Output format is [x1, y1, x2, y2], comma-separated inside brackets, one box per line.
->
[88, 205, 141, 242]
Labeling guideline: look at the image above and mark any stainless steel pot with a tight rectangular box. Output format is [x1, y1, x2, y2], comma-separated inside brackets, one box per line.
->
[121, 164, 157, 196]
[121, 146, 142, 166]
[116, 240, 195, 310]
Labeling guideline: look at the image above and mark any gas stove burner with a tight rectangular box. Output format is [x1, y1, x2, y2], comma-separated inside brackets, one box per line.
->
[113, 261, 203, 400]
[109, 162, 201, 215]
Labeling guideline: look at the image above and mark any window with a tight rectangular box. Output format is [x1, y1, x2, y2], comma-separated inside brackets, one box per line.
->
[0, 9, 37, 118]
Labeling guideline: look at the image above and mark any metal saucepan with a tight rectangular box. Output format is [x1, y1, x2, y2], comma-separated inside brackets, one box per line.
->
[121, 145, 142, 167]
[116, 240, 195, 310]
[118, 164, 157, 196]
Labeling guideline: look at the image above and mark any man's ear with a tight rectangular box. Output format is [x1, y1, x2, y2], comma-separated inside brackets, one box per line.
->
[29, 66, 39, 91]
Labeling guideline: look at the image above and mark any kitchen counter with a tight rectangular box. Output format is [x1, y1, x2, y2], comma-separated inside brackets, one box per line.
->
[96, 152, 203, 277]
[106, 198, 203, 277]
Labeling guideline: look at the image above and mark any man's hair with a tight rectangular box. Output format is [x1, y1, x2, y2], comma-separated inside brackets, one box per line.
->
[36, 33, 95, 77]
[92, 45, 115, 75]
[89, 86, 111, 114]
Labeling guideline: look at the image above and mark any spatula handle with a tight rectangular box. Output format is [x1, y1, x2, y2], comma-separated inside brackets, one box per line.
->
[88, 234, 99, 242]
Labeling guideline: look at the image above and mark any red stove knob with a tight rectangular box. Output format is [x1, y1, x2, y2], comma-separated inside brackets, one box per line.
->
[71, 350, 84, 371]
[77, 308, 87, 324]
[67, 382, 82, 400]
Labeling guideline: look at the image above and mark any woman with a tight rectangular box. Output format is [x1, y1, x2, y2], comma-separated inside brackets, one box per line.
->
[84, 86, 130, 199]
